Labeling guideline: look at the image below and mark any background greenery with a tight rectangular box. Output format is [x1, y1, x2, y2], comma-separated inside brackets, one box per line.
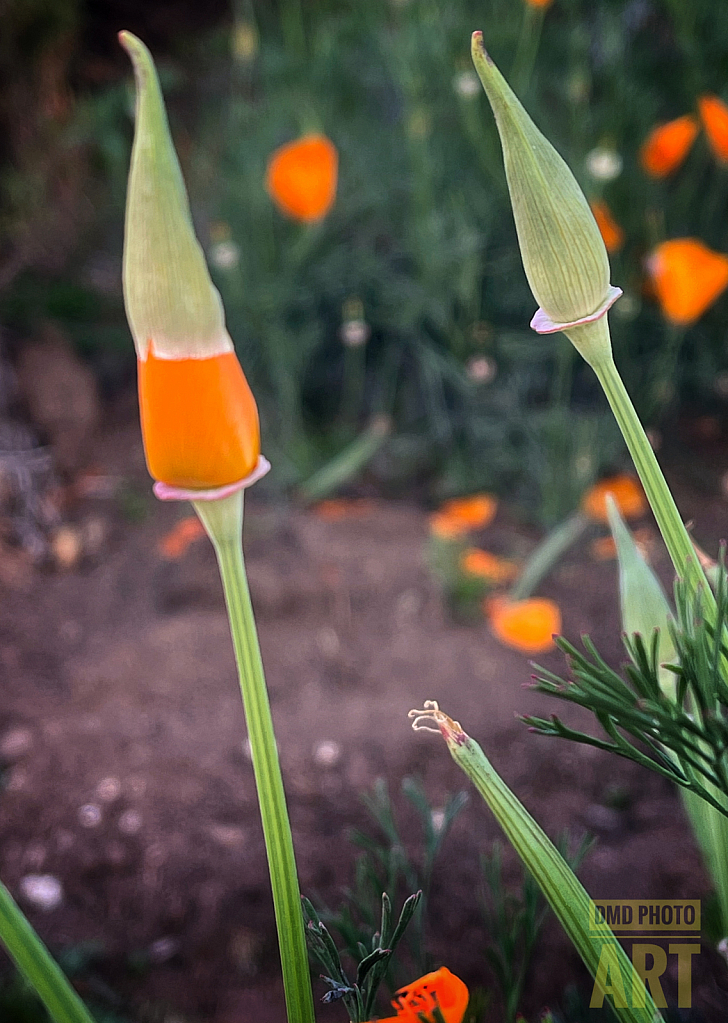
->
[4, 0, 728, 522]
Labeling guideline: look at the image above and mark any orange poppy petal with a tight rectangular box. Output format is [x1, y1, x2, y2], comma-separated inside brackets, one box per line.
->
[461, 548, 518, 584]
[266, 134, 338, 222]
[159, 515, 205, 559]
[138, 348, 260, 489]
[313, 498, 375, 521]
[589, 200, 624, 254]
[487, 597, 562, 654]
[429, 494, 497, 538]
[639, 115, 698, 177]
[581, 475, 647, 523]
[390, 967, 469, 1023]
[699, 95, 728, 162]
[525, 0, 553, 7]
[647, 238, 728, 326]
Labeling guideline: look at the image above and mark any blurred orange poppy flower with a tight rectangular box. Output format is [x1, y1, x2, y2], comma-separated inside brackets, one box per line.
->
[159, 515, 206, 560]
[461, 548, 518, 584]
[698, 95, 728, 162]
[313, 498, 375, 521]
[487, 596, 562, 655]
[525, 0, 553, 7]
[581, 474, 647, 523]
[639, 115, 698, 177]
[647, 238, 728, 326]
[429, 494, 497, 538]
[372, 967, 469, 1023]
[589, 200, 624, 254]
[266, 134, 338, 222]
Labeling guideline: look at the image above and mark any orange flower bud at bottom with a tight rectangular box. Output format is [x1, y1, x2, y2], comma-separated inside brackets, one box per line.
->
[373, 967, 469, 1023]
[487, 596, 562, 654]
[138, 348, 260, 489]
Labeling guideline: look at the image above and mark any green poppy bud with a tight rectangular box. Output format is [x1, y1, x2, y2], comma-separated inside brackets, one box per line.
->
[471, 32, 620, 367]
[607, 495, 677, 700]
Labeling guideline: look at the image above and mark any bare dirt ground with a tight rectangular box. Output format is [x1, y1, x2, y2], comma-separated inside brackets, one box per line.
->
[2, 392, 728, 1022]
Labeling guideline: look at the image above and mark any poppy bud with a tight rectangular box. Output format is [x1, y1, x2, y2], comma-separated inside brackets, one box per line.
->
[606, 495, 677, 699]
[120, 31, 264, 497]
[471, 33, 621, 367]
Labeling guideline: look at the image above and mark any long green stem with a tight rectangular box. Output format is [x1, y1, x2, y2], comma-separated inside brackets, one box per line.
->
[0, 881, 96, 1023]
[410, 704, 661, 1023]
[596, 356, 728, 935]
[593, 356, 712, 609]
[194, 493, 315, 1023]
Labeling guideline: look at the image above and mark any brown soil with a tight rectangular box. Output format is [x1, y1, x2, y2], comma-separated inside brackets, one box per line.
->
[2, 393, 728, 1022]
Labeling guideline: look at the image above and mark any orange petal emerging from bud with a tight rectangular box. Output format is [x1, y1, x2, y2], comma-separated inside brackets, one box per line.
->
[373, 967, 469, 1023]
[138, 349, 260, 489]
[639, 115, 698, 177]
[698, 94, 728, 162]
[429, 494, 497, 538]
[487, 596, 561, 654]
[266, 134, 338, 222]
[581, 474, 647, 523]
[647, 238, 728, 326]
[461, 548, 518, 584]
[589, 200, 624, 254]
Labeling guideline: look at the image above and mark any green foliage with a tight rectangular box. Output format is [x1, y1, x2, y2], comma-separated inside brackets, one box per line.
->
[480, 835, 594, 1023]
[302, 891, 422, 1022]
[181, 0, 728, 516]
[525, 561, 728, 815]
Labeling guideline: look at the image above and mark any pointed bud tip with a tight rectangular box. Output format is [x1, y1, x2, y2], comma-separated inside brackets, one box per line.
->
[471, 31, 493, 66]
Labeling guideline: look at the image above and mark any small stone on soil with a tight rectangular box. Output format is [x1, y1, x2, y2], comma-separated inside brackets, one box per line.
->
[19, 874, 63, 911]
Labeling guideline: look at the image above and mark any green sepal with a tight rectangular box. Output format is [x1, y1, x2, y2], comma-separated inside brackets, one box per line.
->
[471, 32, 613, 363]
[120, 31, 232, 361]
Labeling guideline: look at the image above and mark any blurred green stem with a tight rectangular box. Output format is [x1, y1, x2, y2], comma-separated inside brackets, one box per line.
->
[509, 510, 588, 602]
[194, 492, 315, 1023]
[0, 881, 96, 1023]
[511, 4, 545, 96]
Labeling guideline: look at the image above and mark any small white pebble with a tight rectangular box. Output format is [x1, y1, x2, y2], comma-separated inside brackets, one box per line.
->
[78, 804, 102, 828]
[313, 740, 342, 768]
[209, 824, 246, 848]
[0, 727, 33, 760]
[149, 936, 180, 964]
[19, 875, 63, 912]
[118, 809, 142, 835]
[96, 777, 121, 802]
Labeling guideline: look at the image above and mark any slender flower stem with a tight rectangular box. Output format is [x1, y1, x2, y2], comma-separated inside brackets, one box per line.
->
[509, 510, 588, 602]
[593, 356, 713, 610]
[194, 492, 315, 1023]
[0, 881, 96, 1023]
[410, 703, 661, 1023]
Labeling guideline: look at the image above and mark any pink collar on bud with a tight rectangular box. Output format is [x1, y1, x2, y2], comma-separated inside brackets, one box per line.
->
[530, 285, 622, 334]
[152, 455, 271, 502]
